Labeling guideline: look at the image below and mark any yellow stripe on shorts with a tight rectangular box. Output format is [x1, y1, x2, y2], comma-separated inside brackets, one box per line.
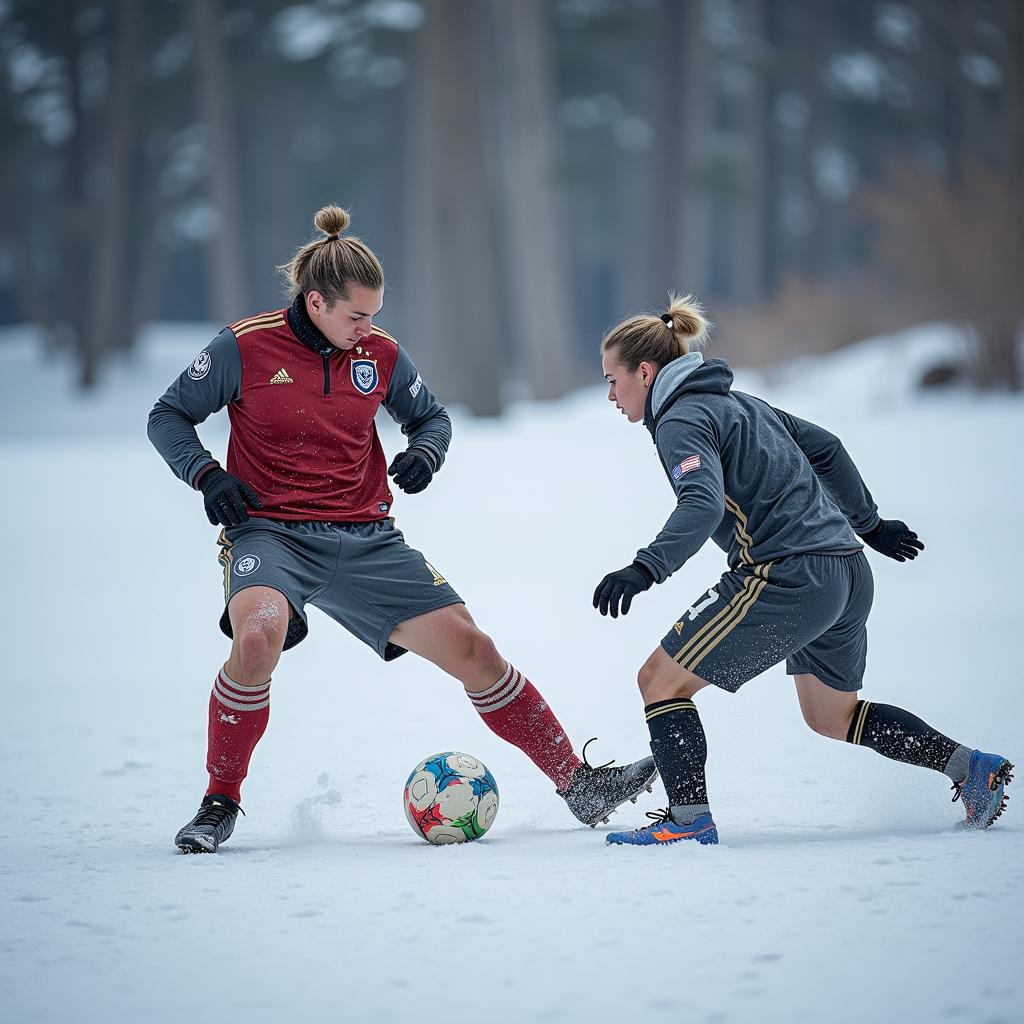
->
[675, 563, 774, 673]
[217, 529, 234, 601]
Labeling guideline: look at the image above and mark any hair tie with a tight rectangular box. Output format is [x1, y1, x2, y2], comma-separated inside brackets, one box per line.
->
[660, 313, 674, 329]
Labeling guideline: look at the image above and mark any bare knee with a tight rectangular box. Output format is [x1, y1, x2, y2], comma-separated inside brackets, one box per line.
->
[794, 675, 857, 741]
[457, 626, 505, 681]
[228, 603, 287, 684]
[230, 624, 283, 683]
[433, 607, 505, 682]
[800, 704, 855, 741]
[636, 660, 661, 703]
[637, 650, 706, 704]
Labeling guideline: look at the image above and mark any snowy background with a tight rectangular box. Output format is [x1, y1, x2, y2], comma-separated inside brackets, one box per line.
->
[1, 324, 1021, 1024]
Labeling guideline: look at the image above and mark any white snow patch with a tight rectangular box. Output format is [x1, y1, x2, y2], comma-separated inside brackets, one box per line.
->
[0, 321, 1021, 1023]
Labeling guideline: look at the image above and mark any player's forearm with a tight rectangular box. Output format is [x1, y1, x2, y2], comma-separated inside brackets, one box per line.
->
[147, 400, 218, 487]
[635, 499, 721, 583]
[774, 408, 879, 534]
[402, 407, 452, 472]
[804, 436, 879, 534]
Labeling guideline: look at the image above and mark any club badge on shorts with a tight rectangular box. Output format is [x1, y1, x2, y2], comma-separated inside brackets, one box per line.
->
[351, 358, 378, 395]
[234, 555, 261, 576]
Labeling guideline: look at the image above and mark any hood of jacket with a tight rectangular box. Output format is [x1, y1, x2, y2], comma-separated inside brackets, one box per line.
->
[643, 354, 734, 435]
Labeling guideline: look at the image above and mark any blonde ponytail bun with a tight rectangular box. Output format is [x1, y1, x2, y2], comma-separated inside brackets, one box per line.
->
[277, 204, 383, 300]
[665, 292, 709, 351]
[313, 204, 351, 238]
[601, 290, 712, 371]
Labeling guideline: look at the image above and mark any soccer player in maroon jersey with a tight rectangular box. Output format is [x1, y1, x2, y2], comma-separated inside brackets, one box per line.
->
[150, 205, 655, 852]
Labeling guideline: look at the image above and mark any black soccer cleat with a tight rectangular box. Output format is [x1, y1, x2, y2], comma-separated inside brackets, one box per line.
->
[175, 794, 243, 853]
[557, 738, 658, 827]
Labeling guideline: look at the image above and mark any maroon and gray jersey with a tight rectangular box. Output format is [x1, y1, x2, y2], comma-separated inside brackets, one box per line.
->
[148, 305, 452, 521]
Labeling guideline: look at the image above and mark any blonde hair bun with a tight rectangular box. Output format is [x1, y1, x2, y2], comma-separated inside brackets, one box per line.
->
[313, 204, 351, 238]
[276, 205, 383, 301]
[600, 290, 711, 371]
[665, 292, 709, 348]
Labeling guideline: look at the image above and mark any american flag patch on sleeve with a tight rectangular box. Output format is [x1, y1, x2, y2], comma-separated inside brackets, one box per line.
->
[672, 455, 701, 480]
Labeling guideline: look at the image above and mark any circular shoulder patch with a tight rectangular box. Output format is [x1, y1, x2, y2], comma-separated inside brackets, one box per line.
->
[188, 350, 212, 380]
[234, 555, 261, 576]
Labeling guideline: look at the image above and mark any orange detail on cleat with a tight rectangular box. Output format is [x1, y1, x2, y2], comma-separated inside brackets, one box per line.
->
[652, 824, 707, 841]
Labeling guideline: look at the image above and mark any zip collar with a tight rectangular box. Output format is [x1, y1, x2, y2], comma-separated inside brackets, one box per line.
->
[287, 294, 336, 359]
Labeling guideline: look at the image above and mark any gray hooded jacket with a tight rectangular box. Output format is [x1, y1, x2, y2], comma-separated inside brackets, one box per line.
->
[634, 354, 879, 583]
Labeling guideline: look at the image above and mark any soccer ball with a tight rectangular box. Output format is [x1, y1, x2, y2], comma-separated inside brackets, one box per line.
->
[404, 751, 499, 845]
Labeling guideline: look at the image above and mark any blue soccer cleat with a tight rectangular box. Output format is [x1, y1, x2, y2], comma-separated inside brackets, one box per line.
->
[952, 750, 1013, 830]
[606, 809, 718, 846]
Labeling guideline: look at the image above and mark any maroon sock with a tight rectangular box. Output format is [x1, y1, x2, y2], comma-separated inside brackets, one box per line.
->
[205, 669, 270, 803]
[469, 664, 581, 790]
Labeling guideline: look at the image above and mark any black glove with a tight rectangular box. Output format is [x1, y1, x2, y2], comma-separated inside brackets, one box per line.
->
[593, 562, 655, 618]
[197, 467, 263, 527]
[388, 449, 434, 495]
[858, 519, 924, 562]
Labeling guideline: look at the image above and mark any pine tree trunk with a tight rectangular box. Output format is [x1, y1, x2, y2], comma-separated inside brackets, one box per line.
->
[680, 1, 713, 299]
[56, 0, 92, 381]
[190, 0, 249, 324]
[731, 0, 766, 305]
[404, 0, 502, 415]
[85, 0, 140, 375]
[486, 0, 576, 400]
[649, 0, 690, 293]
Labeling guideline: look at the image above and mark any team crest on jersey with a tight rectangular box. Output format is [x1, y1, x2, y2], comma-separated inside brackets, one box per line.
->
[188, 350, 212, 380]
[351, 358, 378, 395]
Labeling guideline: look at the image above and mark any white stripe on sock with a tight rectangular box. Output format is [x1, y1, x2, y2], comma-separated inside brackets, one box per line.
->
[468, 663, 515, 701]
[470, 668, 519, 706]
[471, 670, 526, 713]
[215, 680, 269, 704]
[217, 670, 269, 697]
[214, 671, 270, 711]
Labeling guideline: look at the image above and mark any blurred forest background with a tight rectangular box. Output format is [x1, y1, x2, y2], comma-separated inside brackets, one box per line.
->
[0, 0, 1020, 413]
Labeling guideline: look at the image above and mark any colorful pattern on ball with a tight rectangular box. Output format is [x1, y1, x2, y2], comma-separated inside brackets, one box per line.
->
[403, 752, 499, 844]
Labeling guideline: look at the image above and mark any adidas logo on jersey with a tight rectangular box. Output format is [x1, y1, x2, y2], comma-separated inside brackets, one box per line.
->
[269, 368, 294, 384]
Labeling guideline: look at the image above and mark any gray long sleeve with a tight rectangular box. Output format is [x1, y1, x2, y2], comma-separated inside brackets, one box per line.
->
[769, 406, 879, 535]
[635, 413, 725, 583]
[147, 329, 242, 487]
[383, 346, 452, 472]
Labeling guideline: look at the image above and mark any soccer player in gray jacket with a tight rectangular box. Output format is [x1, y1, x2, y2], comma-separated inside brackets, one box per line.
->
[593, 293, 1012, 846]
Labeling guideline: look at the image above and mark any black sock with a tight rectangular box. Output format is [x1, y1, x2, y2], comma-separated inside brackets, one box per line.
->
[847, 700, 970, 780]
[645, 699, 710, 823]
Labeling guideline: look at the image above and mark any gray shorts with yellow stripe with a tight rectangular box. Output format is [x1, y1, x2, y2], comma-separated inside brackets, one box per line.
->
[661, 551, 873, 693]
[216, 517, 463, 661]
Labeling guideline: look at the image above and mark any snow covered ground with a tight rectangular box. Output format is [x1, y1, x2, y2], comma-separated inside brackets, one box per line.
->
[1, 323, 1021, 1024]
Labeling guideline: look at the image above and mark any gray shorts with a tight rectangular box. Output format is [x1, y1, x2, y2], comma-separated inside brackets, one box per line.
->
[216, 518, 463, 660]
[660, 551, 874, 693]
